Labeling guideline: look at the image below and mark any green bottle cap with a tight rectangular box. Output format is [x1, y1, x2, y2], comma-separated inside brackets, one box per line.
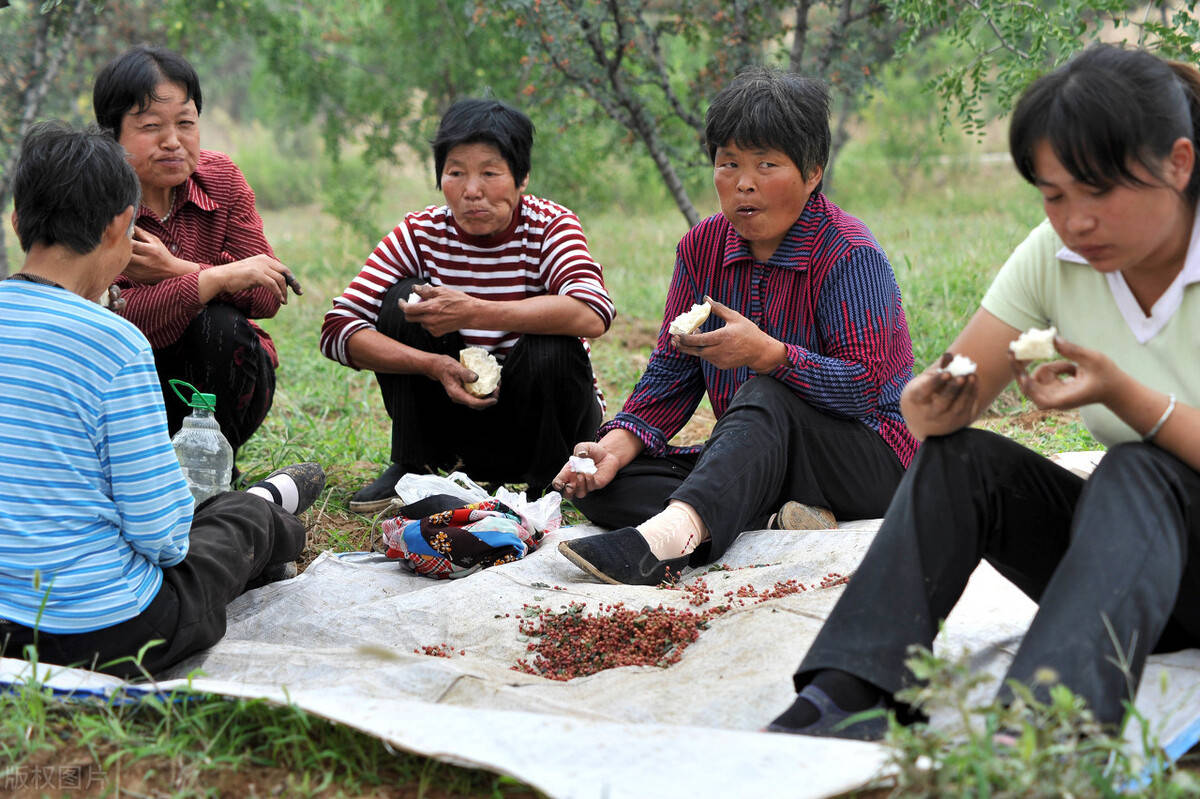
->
[168, 379, 217, 412]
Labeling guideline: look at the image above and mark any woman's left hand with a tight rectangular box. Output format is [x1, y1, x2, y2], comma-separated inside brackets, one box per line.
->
[672, 296, 787, 372]
[1010, 335, 1123, 410]
[125, 226, 195, 283]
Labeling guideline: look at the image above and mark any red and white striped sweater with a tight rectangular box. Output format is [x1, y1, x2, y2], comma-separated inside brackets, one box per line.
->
[321, 194, 614, 372]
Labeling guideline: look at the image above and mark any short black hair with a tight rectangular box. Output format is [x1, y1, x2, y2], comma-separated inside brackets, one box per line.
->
[13, 122, 141, 254]
[93, 45, 203, 138]
[431, 99, 534, 189]
[1010, 44, 1200, 203]
[704, 67, 831, 193]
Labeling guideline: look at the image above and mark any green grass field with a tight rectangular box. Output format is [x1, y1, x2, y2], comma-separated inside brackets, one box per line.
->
[2, 133, 1130, 797]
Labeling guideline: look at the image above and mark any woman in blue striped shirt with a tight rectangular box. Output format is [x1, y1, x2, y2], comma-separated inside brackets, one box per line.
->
[0, 123, 322, 678]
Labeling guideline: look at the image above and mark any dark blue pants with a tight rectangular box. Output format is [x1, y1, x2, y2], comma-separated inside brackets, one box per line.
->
[0, 492, 305, 679]
[575, 376, 905, 562]
[375, 279, 602, 489]
[796, 428, 1200, 726]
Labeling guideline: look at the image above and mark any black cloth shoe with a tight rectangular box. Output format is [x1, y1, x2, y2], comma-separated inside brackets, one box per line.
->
[558, 527, 689, 585]
[349, 463, 407, 513]
[255, 462, 326, 515]
[765, 684, 889, 741]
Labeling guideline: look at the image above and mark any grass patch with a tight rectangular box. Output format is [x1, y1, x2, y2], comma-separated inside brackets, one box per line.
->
[0, 673, 542, 798]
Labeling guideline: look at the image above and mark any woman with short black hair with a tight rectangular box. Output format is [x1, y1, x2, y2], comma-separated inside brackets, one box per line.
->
[93, 45, 300, 471]
[555, 67, 917, 585]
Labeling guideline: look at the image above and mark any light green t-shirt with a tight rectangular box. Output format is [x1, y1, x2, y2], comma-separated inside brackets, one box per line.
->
[981, 220, 1200, 447]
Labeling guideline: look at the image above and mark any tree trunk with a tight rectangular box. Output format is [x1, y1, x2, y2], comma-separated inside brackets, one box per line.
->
[0, 0, 93, 277]
[821, 100, 854, 197]
[633, 111, 701, 228]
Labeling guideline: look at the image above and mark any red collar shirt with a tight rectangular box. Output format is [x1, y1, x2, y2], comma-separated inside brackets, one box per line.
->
[114, 150, 281, 365]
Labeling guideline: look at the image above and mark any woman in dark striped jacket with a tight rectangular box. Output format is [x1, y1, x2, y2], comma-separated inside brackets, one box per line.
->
[554, 67, 917, 586]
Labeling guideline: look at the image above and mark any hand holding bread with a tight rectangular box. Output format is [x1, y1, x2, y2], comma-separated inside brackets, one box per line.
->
[900, 352, 981, 439]
[402, 283, 480, 337]
[1010, 335, 1120, 411]
[671, 295, 787, 372]
[426, 353, 498, 409]
[551, 440, 623, 499]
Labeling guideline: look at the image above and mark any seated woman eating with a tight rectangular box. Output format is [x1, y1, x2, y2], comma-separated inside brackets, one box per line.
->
[554, 67, 917, 585]
[93, 45, 299, 470]
[768, 44, 1200, 740]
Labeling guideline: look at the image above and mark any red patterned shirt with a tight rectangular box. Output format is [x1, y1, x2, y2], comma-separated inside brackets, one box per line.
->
[115, 150, 281, 365]
[321, 194, 614, 367]
[602, 194, 918, 467]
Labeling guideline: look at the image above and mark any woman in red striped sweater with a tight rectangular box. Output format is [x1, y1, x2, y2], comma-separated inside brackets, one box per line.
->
[320, 99, 615, 511]
[93, 45, 299, 472]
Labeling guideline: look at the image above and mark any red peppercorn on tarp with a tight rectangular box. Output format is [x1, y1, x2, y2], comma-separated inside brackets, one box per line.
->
[3, 520, 1199, 798]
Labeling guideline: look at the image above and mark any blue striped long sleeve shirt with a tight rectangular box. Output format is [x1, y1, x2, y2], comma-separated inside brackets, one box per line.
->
[0, 281, 194, 633]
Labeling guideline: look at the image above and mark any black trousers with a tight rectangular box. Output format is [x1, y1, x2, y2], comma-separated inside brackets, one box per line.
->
[155, 302, 276, 460]
[0, 492, 305, 679]
[375, 279, 602, 488]
[575, 376, 906, 562]
[796, 428, 1200, 727]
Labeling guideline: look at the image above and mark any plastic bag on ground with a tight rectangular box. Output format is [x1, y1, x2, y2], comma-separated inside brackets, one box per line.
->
[395, 471, 562, 533]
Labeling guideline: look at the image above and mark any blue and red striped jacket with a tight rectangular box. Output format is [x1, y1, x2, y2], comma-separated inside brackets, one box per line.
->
[600, 193, 918, 467]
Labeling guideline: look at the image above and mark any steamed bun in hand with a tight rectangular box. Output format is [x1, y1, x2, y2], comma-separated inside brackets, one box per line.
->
[459, 347, 501, 397]
[669, 302, 713, 336]
[1009, 327, 1057, 360]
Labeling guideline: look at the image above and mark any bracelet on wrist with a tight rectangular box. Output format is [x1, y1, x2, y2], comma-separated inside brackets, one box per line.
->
[1143, 393, 1176, 442]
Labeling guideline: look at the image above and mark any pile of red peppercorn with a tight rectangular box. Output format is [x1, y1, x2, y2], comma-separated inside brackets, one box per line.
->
[510, 569, 854, 680]
[512, 600, 719, 681]
[408, 567, 856, 678]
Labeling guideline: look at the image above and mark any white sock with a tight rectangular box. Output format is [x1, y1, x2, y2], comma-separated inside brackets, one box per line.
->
[247, 474, 301, 514]
[636, 501, 709, 560]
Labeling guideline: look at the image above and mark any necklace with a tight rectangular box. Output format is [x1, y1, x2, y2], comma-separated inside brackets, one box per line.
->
[6, 272, 65, 290]
[159, 186, 177, 223]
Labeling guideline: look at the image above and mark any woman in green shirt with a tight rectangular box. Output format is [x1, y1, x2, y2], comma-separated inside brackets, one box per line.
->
[767, 44, 1200, 739]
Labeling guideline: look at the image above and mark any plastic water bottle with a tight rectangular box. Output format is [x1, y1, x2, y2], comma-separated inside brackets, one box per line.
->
[169, 380, 233, 504]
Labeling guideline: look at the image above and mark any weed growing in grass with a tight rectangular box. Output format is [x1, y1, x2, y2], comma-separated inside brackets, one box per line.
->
[879, 646, 1200, 798]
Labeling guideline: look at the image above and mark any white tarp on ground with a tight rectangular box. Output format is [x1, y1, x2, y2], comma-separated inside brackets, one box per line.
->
[3, 521, 1199, 798]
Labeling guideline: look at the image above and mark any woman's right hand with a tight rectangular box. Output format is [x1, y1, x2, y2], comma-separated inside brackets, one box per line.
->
[552, 440, 622, 499]
[427, 354, 498, 410]
[899, 353, 979, 440]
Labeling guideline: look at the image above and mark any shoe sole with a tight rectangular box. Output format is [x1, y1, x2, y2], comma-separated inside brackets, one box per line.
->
[557, 541, 621, 586]
[348, 496, 399, 514]
[775, 502, 837, 530]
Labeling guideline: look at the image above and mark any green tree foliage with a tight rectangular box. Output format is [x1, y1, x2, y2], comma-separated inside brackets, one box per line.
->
[169, 0, 528, 164]
[0, 0, 98, 275]
[889, 0, 1200, 138]
[164, 0, 648, 237]
[0, 0, 169, 274]
[488, 0, 905, 225]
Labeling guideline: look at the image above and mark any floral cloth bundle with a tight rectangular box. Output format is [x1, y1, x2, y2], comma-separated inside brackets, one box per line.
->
[380, 494, 542, 579]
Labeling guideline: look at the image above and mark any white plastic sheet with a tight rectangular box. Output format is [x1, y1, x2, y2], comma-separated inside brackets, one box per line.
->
[3, 520, 1198, 798]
